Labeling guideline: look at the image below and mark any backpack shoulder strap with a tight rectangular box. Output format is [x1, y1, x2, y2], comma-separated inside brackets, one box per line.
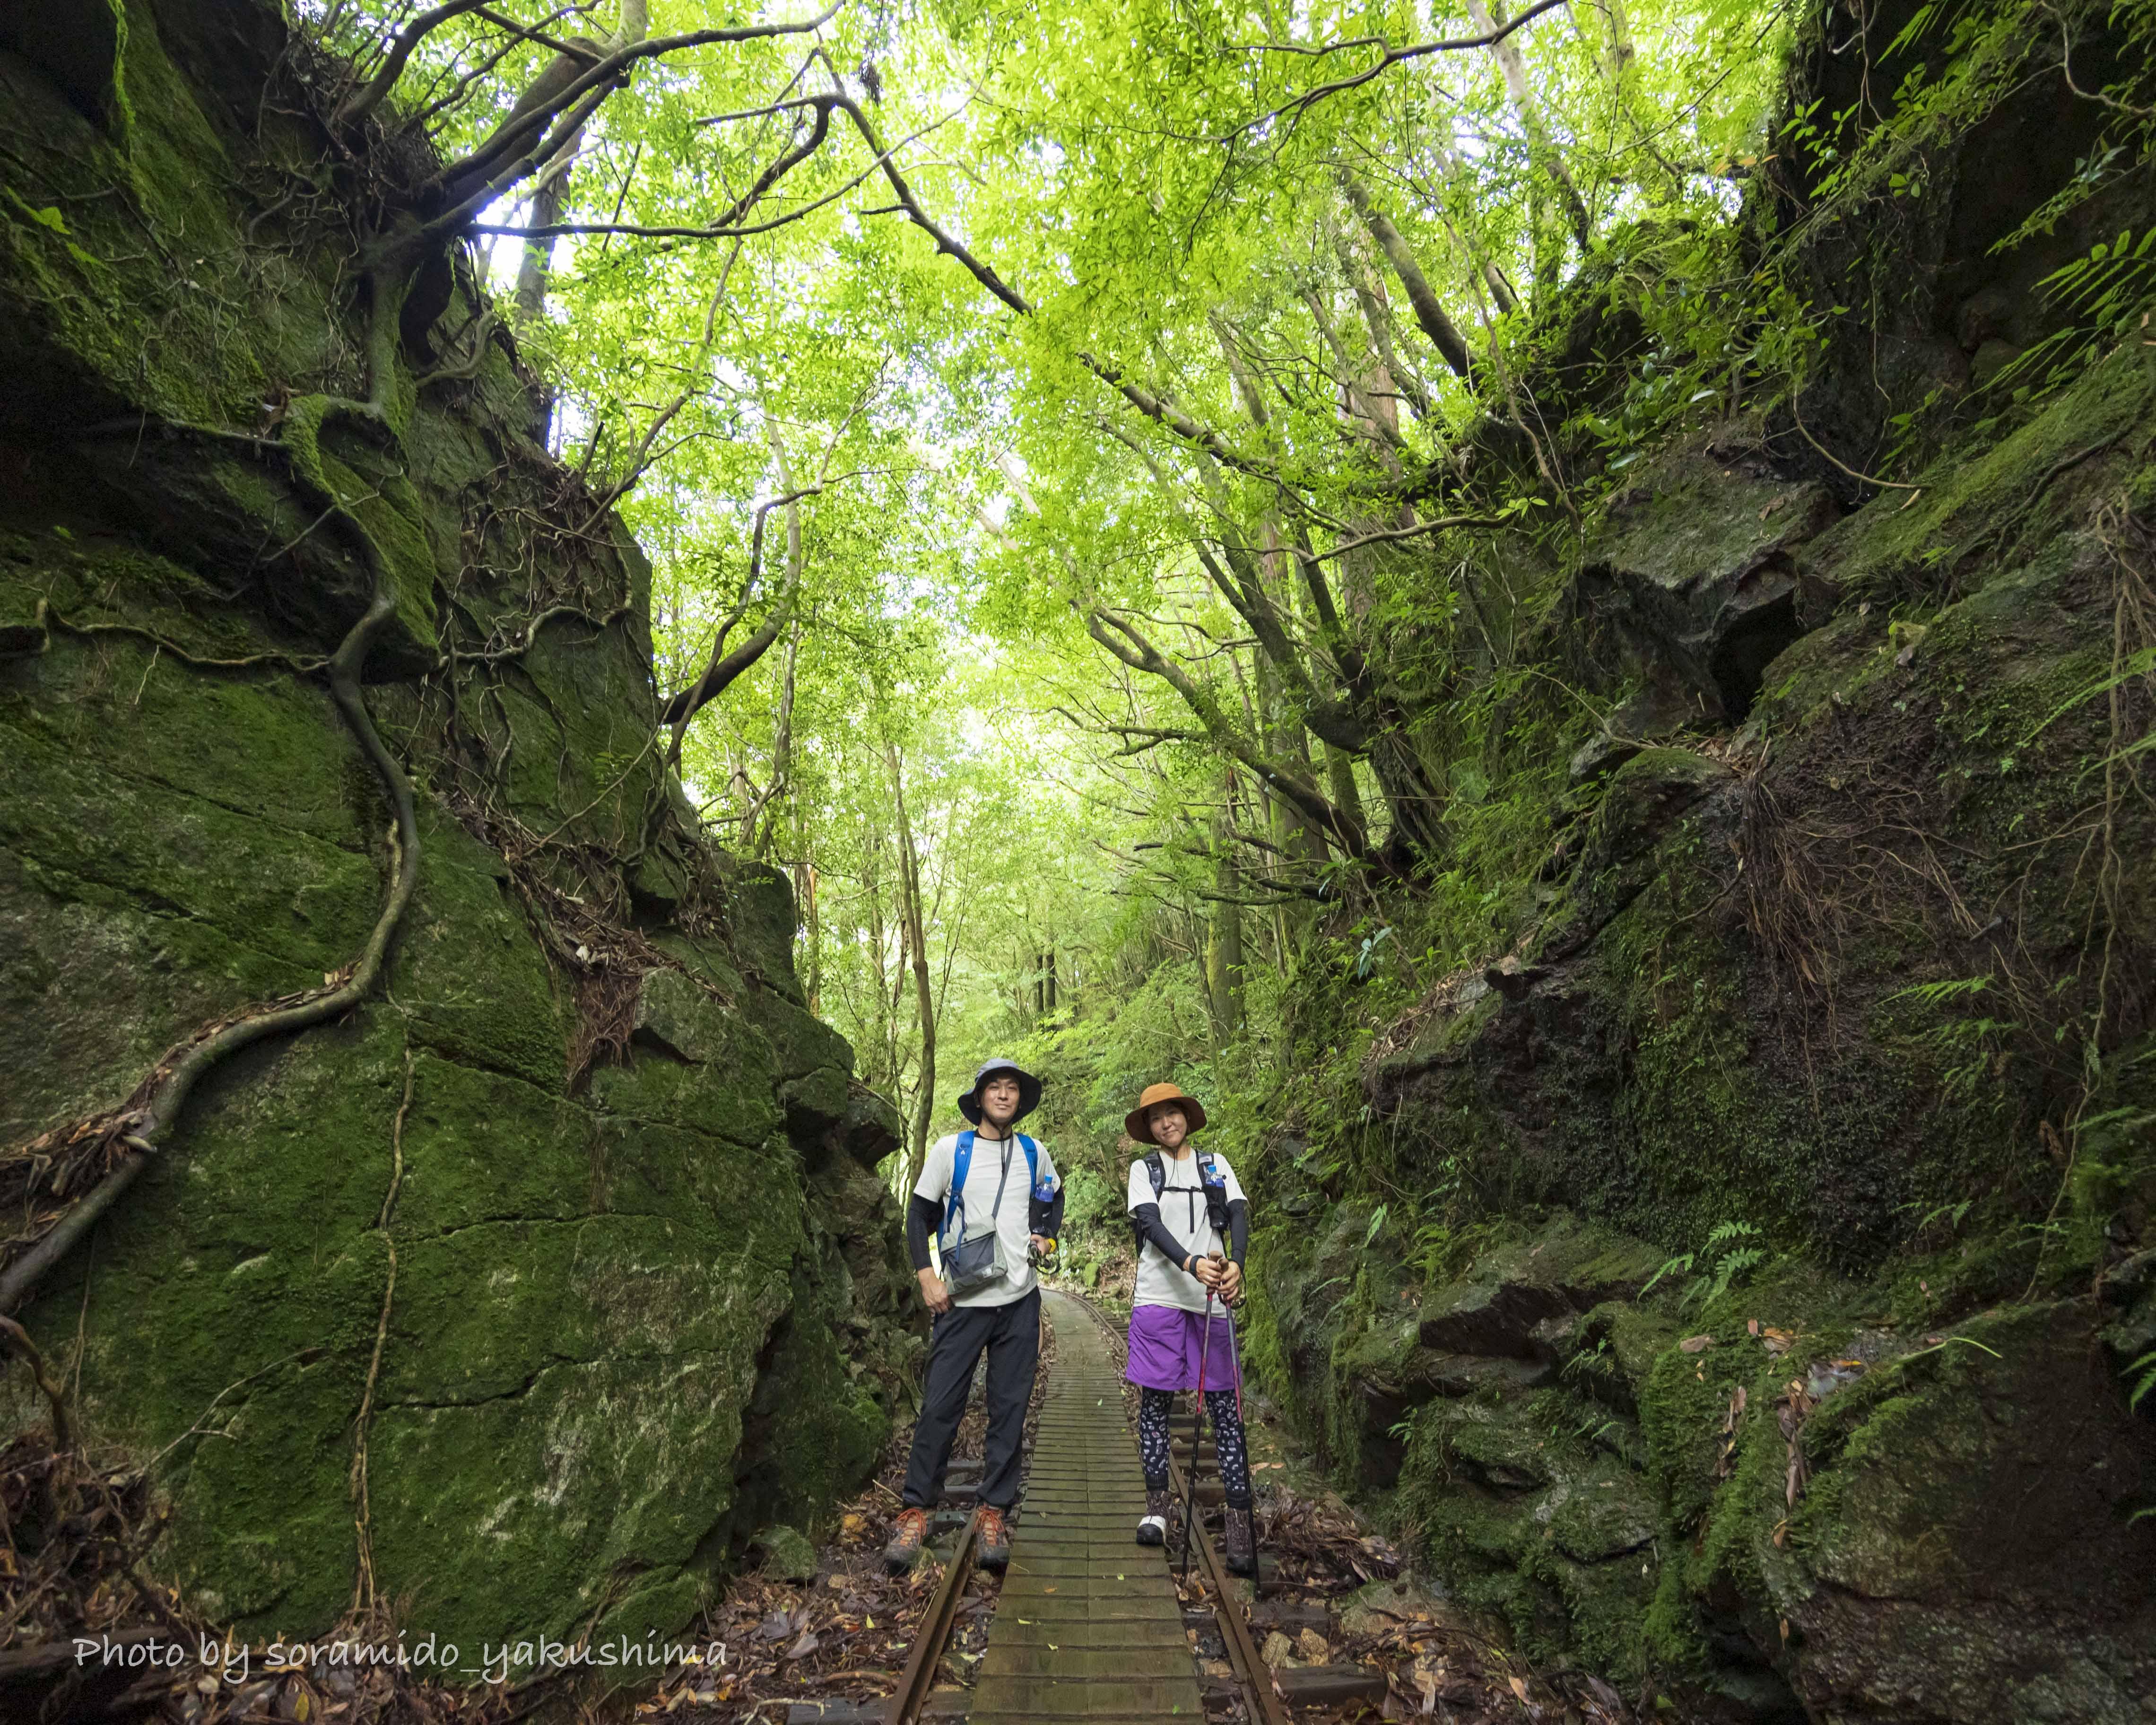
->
[1145, 1149, 1166, 1199]
[1018, 1133, 1039, 1189]
[944, 1130, 976, 1235]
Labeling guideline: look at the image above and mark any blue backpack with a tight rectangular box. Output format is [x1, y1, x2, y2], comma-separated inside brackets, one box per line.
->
[940, 1130, 1051, 1251]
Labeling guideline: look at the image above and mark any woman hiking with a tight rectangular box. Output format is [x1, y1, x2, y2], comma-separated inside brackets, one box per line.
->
[1123, 1081, 1258, 1575]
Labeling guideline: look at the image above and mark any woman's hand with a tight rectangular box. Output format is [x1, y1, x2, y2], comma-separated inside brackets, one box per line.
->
[1191, 1254, 1226, 1290]
[918, 1266, 951, 1315]
[1218, 1261, 1244, 1306]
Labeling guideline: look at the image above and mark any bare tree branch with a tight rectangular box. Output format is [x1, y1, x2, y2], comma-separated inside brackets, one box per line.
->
[1242, 0, 1573, 132]
[1083, 605, 1373, 861]
[659, 484, 820, 761]
[1312, 511, 1514, 560]
[430, 5, 843, 209]
[336, 0, 499, 130]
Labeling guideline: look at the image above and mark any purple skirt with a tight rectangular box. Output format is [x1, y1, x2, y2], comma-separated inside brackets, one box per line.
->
[1126, 1304, 1243, 1392]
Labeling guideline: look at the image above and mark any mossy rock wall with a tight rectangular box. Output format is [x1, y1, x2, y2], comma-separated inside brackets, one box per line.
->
[1254, 246, 2156, 1725]
[0, 0, 918, 1667]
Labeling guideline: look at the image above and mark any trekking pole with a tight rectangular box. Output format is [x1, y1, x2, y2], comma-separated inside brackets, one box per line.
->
[1177, 1268, 1219, 1578]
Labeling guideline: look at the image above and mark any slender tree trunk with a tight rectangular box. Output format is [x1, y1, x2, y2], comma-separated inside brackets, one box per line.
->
[863, 814, 892, 1092]
[1324, 743, 1369, 837]
[512, 154, 572, 325]
[1256, 537, 1338, 868]
[795, 857, 821, 1015]
[758, 620, 798, 862]
[1337, 171, 1479, 384]
[1465, 0, 1594, 253]
[1335, 233, 1434, 422]
[888, 743, 937, 1187]
[1204, 775, 1245, 1048]
[1587, 0, 1686, 194]
[1426, 131, 1522, 314]
[513, 142, 579, 444]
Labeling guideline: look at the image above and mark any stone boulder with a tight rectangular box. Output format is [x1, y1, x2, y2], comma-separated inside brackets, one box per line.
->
[1564, 421, 1838, 782]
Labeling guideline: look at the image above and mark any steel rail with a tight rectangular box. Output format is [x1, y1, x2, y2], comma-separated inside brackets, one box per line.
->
[883, 1506, 981, 1725]
[1162, 1441, 1291, 1725]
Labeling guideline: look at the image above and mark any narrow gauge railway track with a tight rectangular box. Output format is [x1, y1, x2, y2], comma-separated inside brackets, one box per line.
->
[795, 1290, 1280, 1725]
[884, 1505, 982, 1725]
[760, 1284, 1622, 1725]
[1061, 1289, 1397, 1724]
[823, 1294, 1380, 1725]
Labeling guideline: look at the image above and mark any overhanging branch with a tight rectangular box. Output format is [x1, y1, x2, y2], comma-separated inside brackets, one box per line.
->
[659, 486, 820, 763]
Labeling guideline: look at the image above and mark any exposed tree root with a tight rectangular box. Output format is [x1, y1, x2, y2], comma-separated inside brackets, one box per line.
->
[0, 514, 423, 1318]
[348, 1043, 414, 1615]
[0, 1321, 75, 1466]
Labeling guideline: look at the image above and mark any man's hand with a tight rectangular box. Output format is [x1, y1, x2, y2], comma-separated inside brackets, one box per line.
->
[1218, 1261, 1244, 1306]
[918, 1266, 951, 1315]
[1028, 1234, 1054, 1264]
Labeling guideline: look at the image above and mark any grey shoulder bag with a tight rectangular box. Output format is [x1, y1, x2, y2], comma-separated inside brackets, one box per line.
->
[941, 1138, 1013, 1299]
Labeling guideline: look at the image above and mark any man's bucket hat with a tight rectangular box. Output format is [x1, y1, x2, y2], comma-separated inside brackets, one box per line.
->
[958, 1057, 1043, 1124]
[1125, 1081, 1208, 1144]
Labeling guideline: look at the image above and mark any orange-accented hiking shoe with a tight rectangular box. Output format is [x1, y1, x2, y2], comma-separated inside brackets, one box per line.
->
[883, 1506, 930, 1573]
[976, 1505, 1011, 1570]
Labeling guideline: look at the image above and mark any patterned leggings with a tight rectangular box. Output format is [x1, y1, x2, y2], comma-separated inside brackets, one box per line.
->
[1138, 1387, 1252, 1508]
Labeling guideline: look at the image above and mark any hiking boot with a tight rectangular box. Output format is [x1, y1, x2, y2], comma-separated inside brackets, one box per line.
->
[883, 1506, 930, 1573]
[976, 1505, 1012, 1569]
[1136, 1487, 1173, 1546]
[1223, 1505, 1257, 1576]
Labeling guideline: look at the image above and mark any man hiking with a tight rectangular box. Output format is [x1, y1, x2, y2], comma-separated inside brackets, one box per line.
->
[1123, 1081, 1258, 1575]
[885, 1058, 1062, 1574]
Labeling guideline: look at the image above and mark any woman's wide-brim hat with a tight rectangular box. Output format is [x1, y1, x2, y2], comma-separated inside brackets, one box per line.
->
[958, 1057, 1043, 1124]
[1125, 1081, 1208, 1143]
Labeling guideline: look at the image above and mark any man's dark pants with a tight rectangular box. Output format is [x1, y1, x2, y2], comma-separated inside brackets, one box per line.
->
[900, 1287, 1040, 1510]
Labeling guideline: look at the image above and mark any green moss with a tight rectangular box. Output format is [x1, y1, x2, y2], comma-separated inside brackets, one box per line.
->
[1394, 1387, 1660, 1682]
[393, 807, 569, 1089]
[280, 398, 440, 662]
[0, 0, 312, 426]
[588, 968, 785, 1143]
[1802, 341, 2156, 605]
[0, 625, 386, 1141]
[0, 126, 899, 1667]
[366, 1348, 761, 1656]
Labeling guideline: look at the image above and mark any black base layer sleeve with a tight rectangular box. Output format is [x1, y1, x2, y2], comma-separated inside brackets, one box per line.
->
[906, 1193, 941, 1272]
[1227, 1197, 1249, 1266]
[1130, 1201, 1194, 1270]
